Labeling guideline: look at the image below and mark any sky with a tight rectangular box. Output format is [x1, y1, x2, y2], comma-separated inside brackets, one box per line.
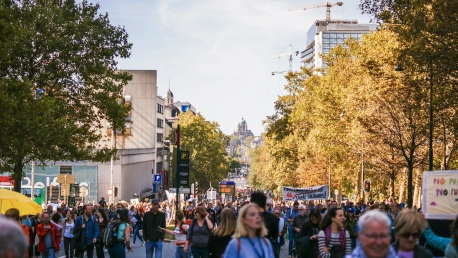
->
[92, 0, 372, 136]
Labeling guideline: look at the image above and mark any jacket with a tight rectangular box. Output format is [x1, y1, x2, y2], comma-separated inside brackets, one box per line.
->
[36, 223, 61, 254]
[142, 211, 166, 241]
[392, 241, 433, 258]
[423, 227, 451, 252]
[75, 215, 100, 245]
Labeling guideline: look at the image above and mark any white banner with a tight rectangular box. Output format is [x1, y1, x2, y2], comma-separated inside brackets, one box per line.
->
[422, 170, 458, 220]
[282, 185, 329, 201]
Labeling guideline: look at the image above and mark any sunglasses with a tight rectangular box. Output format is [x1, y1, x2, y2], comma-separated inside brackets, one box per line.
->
[400, 232, 420, 239]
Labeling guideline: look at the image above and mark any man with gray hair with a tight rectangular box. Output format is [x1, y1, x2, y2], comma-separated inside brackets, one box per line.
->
[347, 210, 398, 258]
[0, 217, 29, 258]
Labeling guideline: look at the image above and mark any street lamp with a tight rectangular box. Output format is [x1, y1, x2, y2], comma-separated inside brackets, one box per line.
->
[395, 63, 433, 208]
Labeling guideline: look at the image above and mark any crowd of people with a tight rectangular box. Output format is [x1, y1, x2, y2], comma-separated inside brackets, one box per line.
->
[1, 193, 458, 258]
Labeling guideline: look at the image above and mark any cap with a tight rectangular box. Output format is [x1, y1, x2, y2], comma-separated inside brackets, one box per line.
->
[151, 199, 159, 204]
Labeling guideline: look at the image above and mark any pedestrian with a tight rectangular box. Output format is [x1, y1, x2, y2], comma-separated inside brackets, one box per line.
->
[74, 204, 100, 258]
[32, 213, 43, 258]
[348, 210, 398, 258]
[107, 209, 133, 258]
[4, 208, 31, 258]
[36, 212, 61, 258]
[95, 208, 108, 258]
[318, 208, 351, 258]
[159, 210, 190, 258]
[285, 200, 299, 258]
[132, 207, 145, 246]
[61, 210, 76, 258]
[207, 208, 236, 258]
[184, 206, 214, 258]
[250, 191, 278, 253]
[298, 208, 322, 258]
[272, 207, 287, 258]
[143, 199, 166, 258]
[345, 208, 357, 250]
[99, 197, 107, 209]
[292, 204, 309, 256]
[222, 203, 274, 258]
[392, 209, 433, 257]
[0, 216, 29, 258]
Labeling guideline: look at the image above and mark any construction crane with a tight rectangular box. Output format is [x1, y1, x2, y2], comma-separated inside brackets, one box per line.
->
[271, 45, 299, 75]
[289, 2, 343, 22]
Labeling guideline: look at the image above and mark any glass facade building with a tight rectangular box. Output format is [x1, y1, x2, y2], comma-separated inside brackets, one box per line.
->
[301, 20, 378, 69]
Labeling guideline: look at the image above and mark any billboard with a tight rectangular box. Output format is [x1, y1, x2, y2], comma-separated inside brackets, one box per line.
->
[422, 170, 458, 220]
[282, 185, 329, 201]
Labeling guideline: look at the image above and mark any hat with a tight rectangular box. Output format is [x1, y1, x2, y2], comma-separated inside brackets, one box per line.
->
[151, 199, 159, 204]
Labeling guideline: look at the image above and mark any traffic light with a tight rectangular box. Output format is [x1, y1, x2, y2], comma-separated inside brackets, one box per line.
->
[364, 179, 371, 193]
[114, 186, 118, 197]
[195, 182, 199, 193]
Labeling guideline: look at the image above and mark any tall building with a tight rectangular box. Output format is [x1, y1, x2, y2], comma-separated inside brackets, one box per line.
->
[301, 20, 378, 69]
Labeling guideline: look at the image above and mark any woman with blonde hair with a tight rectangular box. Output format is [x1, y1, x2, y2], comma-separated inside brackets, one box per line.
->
[223, 203, 274, 258]
[392, 209, 433, 258]
[208, 208, 236, 258]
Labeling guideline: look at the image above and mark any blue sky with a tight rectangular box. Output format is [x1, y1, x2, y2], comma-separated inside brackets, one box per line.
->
[93, 0, 372, 136]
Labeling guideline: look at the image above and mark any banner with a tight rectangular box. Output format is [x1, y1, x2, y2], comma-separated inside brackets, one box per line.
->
[422, 170, 458, 220]
[282, 185, 329, 201]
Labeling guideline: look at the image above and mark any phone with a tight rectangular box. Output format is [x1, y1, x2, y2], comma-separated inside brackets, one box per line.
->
[157, 226, 162, 231]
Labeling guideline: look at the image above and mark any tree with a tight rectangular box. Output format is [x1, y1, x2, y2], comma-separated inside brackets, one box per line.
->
[169, 112, 230, 190]
[0, 0, 132, 191]
[244, 136, 254, 147]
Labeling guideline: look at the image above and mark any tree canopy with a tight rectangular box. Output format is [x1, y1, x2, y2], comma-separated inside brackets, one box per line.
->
[0, 0, 132, 191]
[169, 112, 230, 191]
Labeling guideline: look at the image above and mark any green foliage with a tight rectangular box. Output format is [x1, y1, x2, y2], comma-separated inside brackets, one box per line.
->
[0, 0, 132, 191]
[169, 112, 230, 191]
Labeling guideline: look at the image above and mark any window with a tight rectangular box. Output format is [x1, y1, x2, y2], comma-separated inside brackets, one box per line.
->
[157, 118, 163, 128]
[157, 104, 163, 114]
[157, 148, 163, 156]
[157, 133, 163, 142]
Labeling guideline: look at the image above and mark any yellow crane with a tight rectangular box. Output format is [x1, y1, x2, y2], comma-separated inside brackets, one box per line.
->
[289, 2, 344, 22]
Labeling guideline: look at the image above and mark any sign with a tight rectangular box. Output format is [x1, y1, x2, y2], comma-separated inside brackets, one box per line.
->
[219, 184, 235, 196]
[168, 188, 191, 194]
[282, 185, 329, 201]
[154, 174, 162, 183]
[79, 186, 88, 197]
[56, 174, 75, 184]
[178, 150, 190, 186]
[174, 128, 180, 146]
[107, 188, 113, 196]
[422, 170, 458, 220]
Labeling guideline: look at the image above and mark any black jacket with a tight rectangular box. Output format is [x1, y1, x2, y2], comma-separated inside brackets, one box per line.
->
[207, 231, 234, 258]
[142, 211, 166, 241]
[263, 211, 279, 242]
[392, 241, 433, 258]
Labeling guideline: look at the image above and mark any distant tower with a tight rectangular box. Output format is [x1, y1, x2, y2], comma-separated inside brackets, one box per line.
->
[165, 88, 174, 107]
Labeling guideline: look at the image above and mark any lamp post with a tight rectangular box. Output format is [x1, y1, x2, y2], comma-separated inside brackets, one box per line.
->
[395, 63, 433, 208]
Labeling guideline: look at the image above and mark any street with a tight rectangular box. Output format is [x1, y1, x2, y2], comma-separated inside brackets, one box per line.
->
[77, 239, 290, 258]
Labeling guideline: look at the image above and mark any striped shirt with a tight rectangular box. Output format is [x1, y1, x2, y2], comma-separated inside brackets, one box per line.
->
[318, 230, 352, 258]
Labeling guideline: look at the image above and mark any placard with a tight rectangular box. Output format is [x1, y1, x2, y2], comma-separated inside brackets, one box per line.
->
[282, 185, 329, 201]
[422, 170, 458, 220]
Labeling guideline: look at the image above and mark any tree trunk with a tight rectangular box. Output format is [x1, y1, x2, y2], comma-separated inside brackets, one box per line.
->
[13, 160, 24, 192]
[398, 167, 407, 204]
[389, 173, 395, 198]
[413, 170, 419, 209]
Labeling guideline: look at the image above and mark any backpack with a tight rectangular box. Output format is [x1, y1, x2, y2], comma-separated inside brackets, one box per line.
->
[103, 220, 122, 247]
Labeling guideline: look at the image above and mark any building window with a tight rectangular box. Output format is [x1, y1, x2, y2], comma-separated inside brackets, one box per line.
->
[157, 104, 163, 114]
[157, 133, 163, 142]
[157, 118, 163, 128]
[157, 148, 163, 156]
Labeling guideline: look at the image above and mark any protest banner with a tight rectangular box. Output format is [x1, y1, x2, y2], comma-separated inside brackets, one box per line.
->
[282, 185, 329, 201]
[422, 170, 458, 220]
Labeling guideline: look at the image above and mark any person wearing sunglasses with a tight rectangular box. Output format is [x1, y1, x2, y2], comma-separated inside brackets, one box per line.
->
[392, 209, 433, 258]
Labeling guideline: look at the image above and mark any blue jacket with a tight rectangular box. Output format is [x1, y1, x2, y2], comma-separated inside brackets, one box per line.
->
[285, 208, 299, 230]
[423, 227, 451, 252]
[75, 215, 100, 245]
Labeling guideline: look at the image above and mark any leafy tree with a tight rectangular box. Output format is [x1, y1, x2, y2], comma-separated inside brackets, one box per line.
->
[169, 112, 230, 190]
[244, 136, 254, 147]
[0, 0, 132, 191]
